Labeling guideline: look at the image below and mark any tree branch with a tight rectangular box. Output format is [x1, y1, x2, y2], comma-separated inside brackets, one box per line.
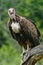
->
[21, 44, 43, 65]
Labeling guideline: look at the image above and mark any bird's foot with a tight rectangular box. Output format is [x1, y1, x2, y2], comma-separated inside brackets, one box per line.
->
[21, 51, 26, 57]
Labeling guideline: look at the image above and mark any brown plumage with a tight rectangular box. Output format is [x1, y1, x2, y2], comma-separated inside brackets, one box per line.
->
[8, 8, 40, 52]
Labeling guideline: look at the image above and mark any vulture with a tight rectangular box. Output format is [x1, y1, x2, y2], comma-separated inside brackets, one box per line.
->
[8, 8, 40, 53]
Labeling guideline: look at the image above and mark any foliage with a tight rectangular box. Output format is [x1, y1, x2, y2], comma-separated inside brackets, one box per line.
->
[0, 44, 21, 65]
[0, 0, 43, 65]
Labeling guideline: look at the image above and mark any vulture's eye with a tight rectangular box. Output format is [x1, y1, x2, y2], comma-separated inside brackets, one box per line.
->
[9, 10, 10, 12]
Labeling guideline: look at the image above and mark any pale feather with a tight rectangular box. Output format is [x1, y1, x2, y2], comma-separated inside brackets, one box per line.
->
[11, 22, 20, 33]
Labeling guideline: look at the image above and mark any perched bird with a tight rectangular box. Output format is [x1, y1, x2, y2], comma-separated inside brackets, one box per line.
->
[8, 8, 40, 53]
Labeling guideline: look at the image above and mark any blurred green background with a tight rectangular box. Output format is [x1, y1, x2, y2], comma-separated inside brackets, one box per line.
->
[0, 0, 43, 65]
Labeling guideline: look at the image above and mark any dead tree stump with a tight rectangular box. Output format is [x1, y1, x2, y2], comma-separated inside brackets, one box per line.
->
[21, 44, 43, 65]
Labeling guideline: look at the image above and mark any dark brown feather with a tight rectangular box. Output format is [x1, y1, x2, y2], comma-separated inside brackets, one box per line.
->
[8, 15, 40, 49]
[16, 15, 40, 47]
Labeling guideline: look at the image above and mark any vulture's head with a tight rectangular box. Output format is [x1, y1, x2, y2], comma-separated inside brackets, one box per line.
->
[8, 8, 16, 20]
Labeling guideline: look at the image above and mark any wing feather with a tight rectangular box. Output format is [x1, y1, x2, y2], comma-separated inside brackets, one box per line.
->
[16, 16, 40, 47]
[18, 16, 40, 39]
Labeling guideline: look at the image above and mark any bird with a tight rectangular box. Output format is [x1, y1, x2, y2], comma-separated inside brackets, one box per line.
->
[8, 8, 40, 53]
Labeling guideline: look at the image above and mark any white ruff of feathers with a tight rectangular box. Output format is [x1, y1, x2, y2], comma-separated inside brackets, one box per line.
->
[11, 22, 21, 33]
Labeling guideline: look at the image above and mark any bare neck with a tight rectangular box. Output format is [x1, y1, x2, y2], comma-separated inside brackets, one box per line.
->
[9, 14, 20, 23]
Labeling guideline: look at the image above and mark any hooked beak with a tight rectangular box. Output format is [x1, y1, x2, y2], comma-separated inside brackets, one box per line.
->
[10, 14, 16, 21]
[10, 12, 14, 15]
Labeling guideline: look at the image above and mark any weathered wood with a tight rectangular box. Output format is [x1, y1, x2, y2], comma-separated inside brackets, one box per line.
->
[21, 44, 43, 65]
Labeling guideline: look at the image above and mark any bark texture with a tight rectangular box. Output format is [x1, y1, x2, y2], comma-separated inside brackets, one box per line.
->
[21, 44, 43, 65]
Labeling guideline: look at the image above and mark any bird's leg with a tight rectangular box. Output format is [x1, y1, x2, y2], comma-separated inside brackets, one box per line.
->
[27, 43, 30, 50]
[26, 40, 31, 52]
[21, 47, 26, 57]
[21, 44, 30, 56]
[25, 43, 30, 53]
[20, 48, 27, 64]
[23, 47, 26, 53]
